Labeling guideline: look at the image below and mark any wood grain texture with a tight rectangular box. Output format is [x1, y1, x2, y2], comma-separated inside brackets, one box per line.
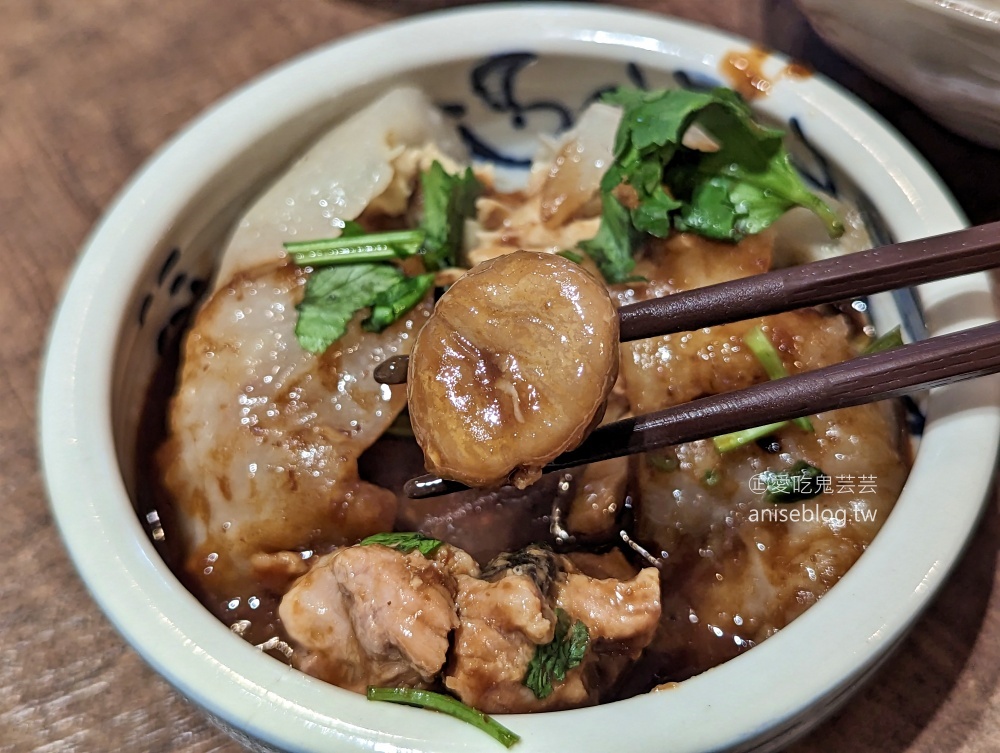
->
[1, 1, 998, 751]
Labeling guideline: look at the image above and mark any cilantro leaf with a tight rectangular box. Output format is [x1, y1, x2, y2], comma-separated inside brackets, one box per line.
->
[579, 192, 640, 284]
[671, 175, 739, 240]
[290, 160, 480, 273]
[669, 94, 842, 239]
[523, 609, 590, 699]
[294, 264, 402, 354]
[580, 86, 844, 281]
[290, 162, 480, 353]
[605, 87, 716, 155]
[630, 185, 681, 237]
[363, 273, 435, 333]
[366, 688, 520, 748]
[360, 532, 444, 556]
[420, 162, 482, 271]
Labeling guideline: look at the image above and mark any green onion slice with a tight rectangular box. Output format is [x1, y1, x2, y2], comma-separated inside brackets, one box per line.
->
[285, 229, 426, 266]
[862, 325, 904, 355]
[761, 460, 828, 504]
[646, 451, 680, 472]
[713, 421, 790, 453]
[743, 326, 813, 432]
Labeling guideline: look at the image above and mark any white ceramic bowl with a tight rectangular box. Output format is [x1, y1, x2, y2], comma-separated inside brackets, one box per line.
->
[797, 0, 1000, 148]
[39, 4, 1000, 752]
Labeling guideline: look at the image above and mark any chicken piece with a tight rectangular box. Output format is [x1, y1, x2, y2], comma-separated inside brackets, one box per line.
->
[158, 263, 431, 608]
[445, 572, 579, 712]
[445, 546, 661, 712]
[279, 543, 475, 692]
[555, 568, 661, 648]
[566, 549, 639, 581]
[554, 566, 661, 700]
[408, 251, 620, 489]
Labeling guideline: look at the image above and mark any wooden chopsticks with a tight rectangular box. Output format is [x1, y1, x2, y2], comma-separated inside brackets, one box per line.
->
[383, 221, 1000, 499]
[374, 221, 1000, 385]
[405, 318, 1000, 498]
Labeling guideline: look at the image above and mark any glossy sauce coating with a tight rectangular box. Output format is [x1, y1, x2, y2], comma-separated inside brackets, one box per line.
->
[719, 46, 813, 100]
[407, 251, 619, 489]
[611, 231, 909, 687]
[157, 263, 430, 611]
[148, 95, 908, 706]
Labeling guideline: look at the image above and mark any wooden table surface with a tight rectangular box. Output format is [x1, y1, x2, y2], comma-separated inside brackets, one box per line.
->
[3, 1, 1000, 751]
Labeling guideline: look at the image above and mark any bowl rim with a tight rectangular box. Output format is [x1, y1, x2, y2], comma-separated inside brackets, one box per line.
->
[38, 4, 1000, 752]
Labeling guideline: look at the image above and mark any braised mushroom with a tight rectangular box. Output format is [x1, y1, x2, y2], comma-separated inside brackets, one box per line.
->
[408, 250, 619, 489]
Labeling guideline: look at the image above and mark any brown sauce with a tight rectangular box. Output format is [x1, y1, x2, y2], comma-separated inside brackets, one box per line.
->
[134, 224, 904, 706]
[784, 61, 813, 80]
[720, 46, 813, 100]
[134, 290, 910, 703]
[134, 324, 607, 660]
[134, 319, 296, 653]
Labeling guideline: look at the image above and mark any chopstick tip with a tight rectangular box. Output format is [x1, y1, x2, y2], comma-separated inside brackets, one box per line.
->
[404, 474, 469, 499]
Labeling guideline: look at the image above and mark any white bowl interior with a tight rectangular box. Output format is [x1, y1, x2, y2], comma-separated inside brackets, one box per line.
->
[41, 5, 1000, 753]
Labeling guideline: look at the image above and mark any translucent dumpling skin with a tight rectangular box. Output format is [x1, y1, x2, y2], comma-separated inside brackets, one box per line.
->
[157, 264, 430, 607]
[214, 86, 466, 292]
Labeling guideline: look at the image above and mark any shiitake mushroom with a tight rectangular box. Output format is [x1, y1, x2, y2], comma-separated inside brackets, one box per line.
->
[408, 251, 619, 489]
